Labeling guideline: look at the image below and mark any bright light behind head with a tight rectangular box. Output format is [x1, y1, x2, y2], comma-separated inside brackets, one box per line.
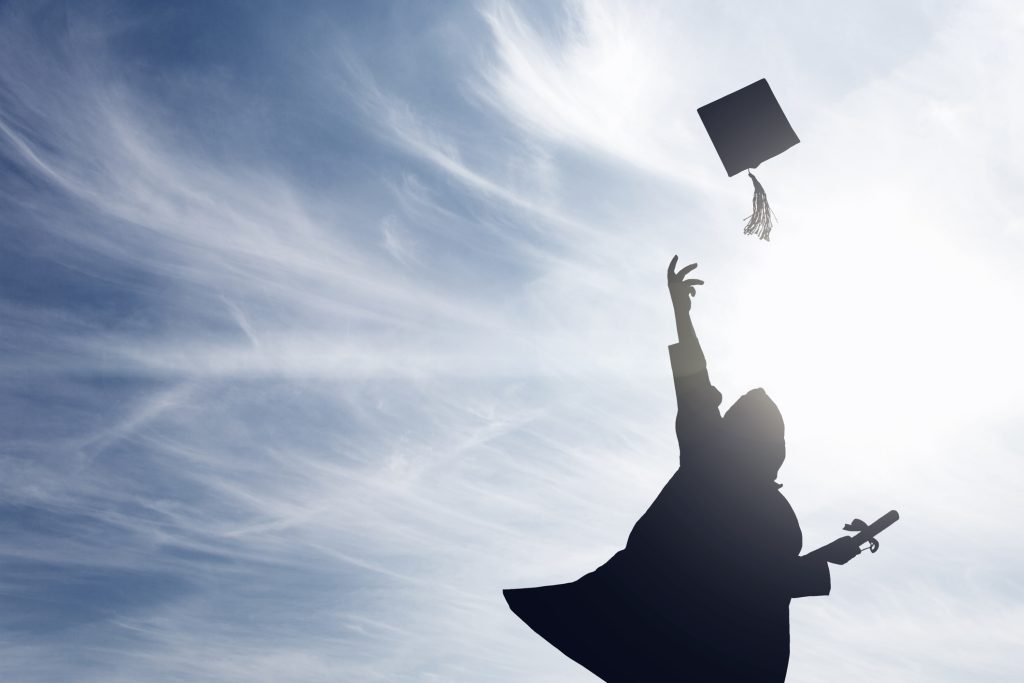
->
[707, 184, 1020, 499]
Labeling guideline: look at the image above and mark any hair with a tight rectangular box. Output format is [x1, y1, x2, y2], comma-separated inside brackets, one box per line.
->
[721, 388, 786, 485]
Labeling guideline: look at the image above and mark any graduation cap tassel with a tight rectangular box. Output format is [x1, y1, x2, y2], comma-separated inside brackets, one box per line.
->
[743, 171, 776, 241]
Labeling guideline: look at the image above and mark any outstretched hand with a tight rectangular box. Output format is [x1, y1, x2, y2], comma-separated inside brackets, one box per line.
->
[667, 256, 704, 312]
[819, 536, 861, 565]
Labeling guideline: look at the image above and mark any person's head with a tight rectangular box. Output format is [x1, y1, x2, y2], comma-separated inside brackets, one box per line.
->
[722, 388, 786, 484]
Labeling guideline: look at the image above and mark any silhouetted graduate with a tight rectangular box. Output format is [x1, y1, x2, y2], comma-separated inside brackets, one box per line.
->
[504, 260, 894, 682]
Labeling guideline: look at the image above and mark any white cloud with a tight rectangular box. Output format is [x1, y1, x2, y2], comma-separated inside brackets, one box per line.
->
[1, 1, 1022, 681]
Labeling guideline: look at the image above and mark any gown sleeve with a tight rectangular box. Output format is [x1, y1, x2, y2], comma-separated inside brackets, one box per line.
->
[785, 554, 831, 598]
[668, 342, 723, 467]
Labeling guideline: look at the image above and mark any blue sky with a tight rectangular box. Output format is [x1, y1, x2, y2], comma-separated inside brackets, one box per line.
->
[1, 1, 1023, 681]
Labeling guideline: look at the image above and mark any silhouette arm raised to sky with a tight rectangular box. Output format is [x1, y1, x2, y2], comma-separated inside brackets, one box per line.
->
[666, 257, 723, 466]
[503, 258, 892, 682]
[665, 257, 860, 597]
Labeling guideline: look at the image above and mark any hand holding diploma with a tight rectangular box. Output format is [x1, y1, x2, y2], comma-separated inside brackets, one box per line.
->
[812, 510, 900, 565]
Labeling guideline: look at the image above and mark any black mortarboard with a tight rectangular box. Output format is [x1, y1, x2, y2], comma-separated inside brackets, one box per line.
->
[697, 79, 799, 241]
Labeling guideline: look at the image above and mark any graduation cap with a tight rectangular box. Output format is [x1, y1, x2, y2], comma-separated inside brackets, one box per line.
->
[698, 79, 799, 241]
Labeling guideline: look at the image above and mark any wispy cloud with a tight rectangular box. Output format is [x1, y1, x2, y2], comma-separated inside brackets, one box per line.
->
[1, 1, 1022, 681]
[477, 1, 709, 185]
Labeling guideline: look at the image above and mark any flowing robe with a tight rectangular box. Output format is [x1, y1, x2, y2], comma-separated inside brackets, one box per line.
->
[504, 343, 831, 681]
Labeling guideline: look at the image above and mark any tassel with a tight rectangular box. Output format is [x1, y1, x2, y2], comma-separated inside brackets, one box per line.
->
[743, 171, 776, 241]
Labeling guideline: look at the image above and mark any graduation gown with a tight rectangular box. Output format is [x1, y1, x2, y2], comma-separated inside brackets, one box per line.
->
[504, 342, 831, 682]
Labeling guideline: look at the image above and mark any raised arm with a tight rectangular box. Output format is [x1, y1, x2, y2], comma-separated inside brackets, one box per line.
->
[667, 256, 707, 373]
[666, 258, 723, 467]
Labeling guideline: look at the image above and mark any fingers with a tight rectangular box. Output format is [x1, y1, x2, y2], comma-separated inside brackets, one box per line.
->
[843, 538, 862, 563]
[674, 279, 703, 299]
[668, 258, 701, 296]
[677, 262, 698, 279]
[824, 536, 862, 564]
[668, 257, 699, 282]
